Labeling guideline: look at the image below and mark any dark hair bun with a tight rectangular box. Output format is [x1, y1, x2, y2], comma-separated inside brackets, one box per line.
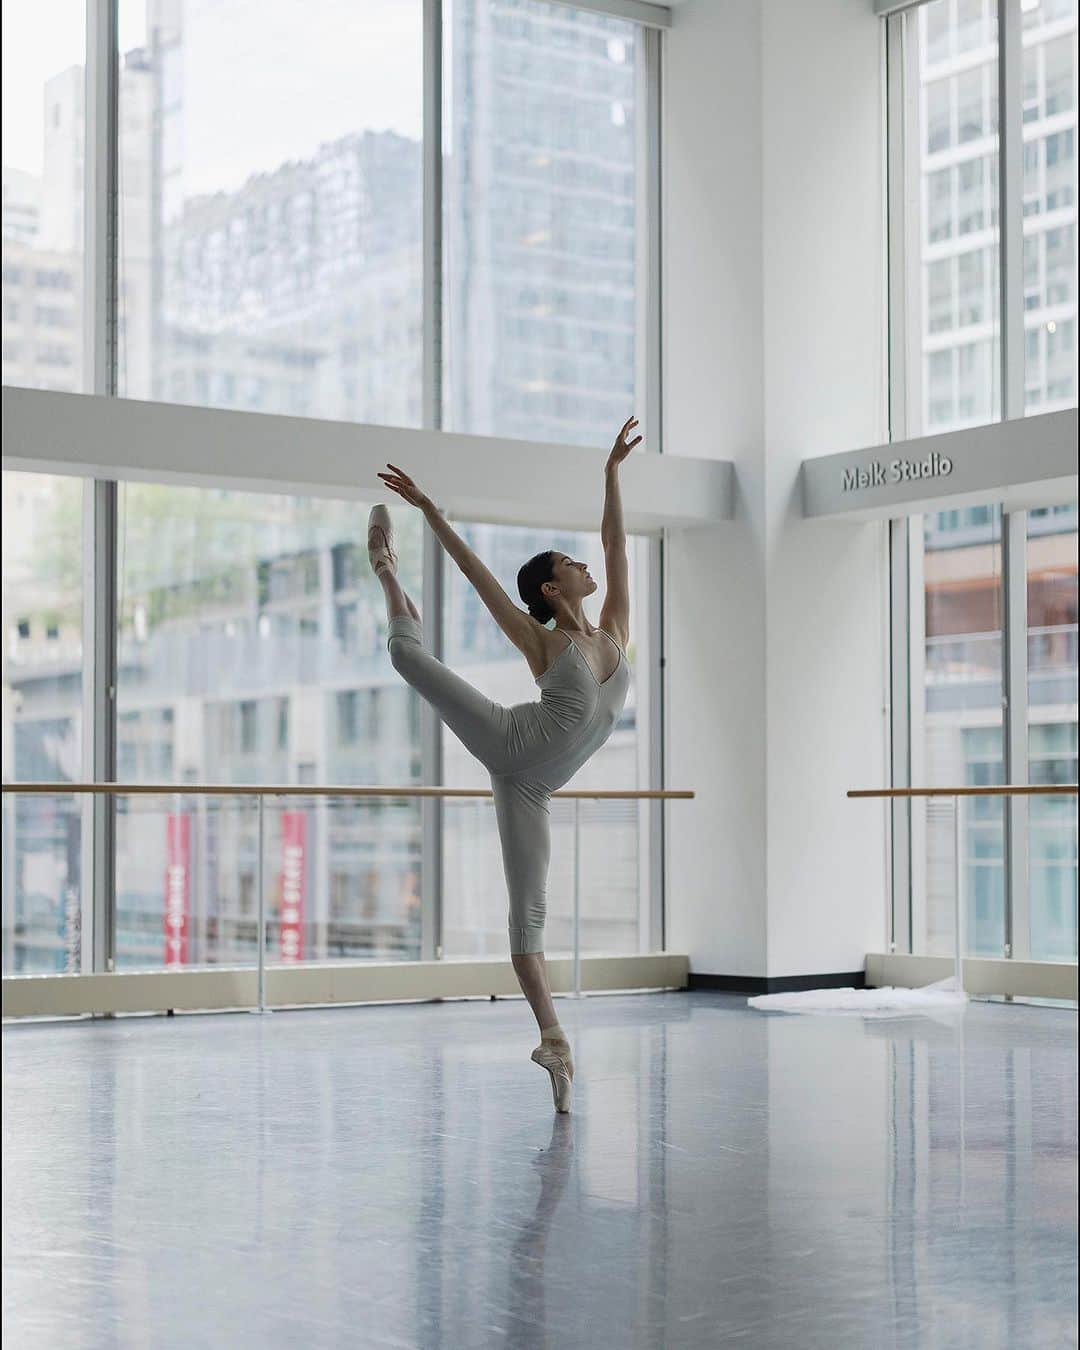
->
[518, 551, 557, 625]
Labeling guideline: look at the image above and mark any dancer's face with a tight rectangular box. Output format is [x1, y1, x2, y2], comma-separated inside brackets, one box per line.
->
[543, 553, 597, 610]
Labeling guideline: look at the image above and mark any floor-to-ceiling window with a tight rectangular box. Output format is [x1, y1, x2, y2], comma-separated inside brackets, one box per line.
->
[113, 486, 425, 969]
[443, 0, 642, 449]
[2, 0, 664, 978]
[1, 2, 86, 395]
[886, 0, 1078, 963]
[893, 0, 1003, 440]
[1022, 0, 1077, 413]
[116, 0, 424, 426]
[916, 505, 1007, 956]
[1, 473, 85, 973]
[1026, 503, 1079, 959]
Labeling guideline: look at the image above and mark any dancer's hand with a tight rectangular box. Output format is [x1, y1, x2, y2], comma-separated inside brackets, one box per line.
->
[377, 463, 431, 511]
[607, 416, 642, 468]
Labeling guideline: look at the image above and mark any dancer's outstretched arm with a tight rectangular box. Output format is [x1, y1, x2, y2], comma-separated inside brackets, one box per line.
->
[377, 462, 542, 657]
[598, 417, 640, 648]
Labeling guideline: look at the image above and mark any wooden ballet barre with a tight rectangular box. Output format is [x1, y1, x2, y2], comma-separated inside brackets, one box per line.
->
[0, 782, 694, 800]
[847, 785, 1077, 798]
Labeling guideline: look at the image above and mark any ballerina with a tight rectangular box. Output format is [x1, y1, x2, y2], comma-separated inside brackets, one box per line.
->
[368, 417, 640, 1111]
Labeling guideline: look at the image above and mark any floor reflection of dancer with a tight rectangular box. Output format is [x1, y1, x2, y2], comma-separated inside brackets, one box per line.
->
[504, 1117, 574, 1348]
[368, 418, 640, 1113]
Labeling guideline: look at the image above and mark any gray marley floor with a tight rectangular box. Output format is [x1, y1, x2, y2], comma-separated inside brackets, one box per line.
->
[2, 991, 1077, 1349]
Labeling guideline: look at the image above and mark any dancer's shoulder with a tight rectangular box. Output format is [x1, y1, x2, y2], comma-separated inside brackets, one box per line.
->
[526, 626, 574, 681]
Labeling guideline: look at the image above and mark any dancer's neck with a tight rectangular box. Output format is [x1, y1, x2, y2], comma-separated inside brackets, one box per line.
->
[553, 614, 590, 637]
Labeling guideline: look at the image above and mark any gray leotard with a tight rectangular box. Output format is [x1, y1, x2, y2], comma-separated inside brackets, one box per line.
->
[386, 614, 631, 953]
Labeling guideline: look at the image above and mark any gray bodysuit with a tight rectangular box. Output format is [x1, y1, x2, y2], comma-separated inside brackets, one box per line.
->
[386, 614, 631, 954]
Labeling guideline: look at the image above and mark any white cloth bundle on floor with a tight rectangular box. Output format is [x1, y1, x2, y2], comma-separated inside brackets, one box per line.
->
[748, 975, 967, 1017]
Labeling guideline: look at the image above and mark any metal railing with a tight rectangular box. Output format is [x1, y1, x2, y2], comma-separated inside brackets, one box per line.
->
[1, 782, 694, 1009]
[847, 784, 1079, 992]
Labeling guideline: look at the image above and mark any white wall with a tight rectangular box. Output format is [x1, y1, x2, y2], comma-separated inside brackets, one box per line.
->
[761, 0, 889, 975]
[663, 0, 767, 975]
[664, 0, 889, 978]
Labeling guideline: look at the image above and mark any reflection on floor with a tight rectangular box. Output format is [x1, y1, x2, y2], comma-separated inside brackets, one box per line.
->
[2, 992, 1077, 1349]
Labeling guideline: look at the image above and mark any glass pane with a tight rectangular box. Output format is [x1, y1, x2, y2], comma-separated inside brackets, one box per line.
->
[917, 507, 1006, 956]
[441, 524, 652, 956]
[1026, 504, 1078, 961]
[899, 0, 1001, 438]
[443, 0, 642, 449]
[958, 0, 988, 51]
[117, 0, 423, 426]
[2, 472, 85, 973]
[1021, 0, 1078, 414]
[114, 485, 424, 968]
[1, 2, 86, 393]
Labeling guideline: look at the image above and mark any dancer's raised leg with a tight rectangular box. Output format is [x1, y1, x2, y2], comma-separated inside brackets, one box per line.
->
[369, 505, 511, 771]
[369, 505, 420, 621]
[377, 567, 421, 622]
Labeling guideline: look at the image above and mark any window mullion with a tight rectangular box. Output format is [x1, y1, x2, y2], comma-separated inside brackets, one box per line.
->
[908, 515, 928, 952]
[890, 518, 913, 953]
[638, 24, 661, 454]
[886, 13, 916, 952]
[1003, 510, 1030, 959]
[886, 13, 909, 441]
[997, 0, 1028, 962]
[421, 0, 445, 961]
[997, 0, 1025, 421]
[420, 528, 444, 962]
[640, 23, 664, 952]
[423, 0, 444, 435]
[84, 0, 118, 398]
[81, 480, 117, 974]
[83, 0, 120, 975]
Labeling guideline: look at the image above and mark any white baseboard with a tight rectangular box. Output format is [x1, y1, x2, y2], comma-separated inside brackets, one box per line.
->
[866, 952, 1077, 1002]
[2, 952, 689, 1019]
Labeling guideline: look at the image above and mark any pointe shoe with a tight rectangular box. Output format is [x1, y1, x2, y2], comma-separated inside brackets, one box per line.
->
[531, 1040, 574, 1114]
[367, 505, 397, 575]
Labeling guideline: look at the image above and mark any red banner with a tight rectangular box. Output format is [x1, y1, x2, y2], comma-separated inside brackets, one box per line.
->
[279, 811, 306, 963]
[164, 814, 190, 967]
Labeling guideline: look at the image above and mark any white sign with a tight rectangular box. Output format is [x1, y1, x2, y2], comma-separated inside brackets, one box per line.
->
[842, 451, 953, 493]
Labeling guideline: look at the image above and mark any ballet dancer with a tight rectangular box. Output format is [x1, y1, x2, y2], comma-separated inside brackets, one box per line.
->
[368, 416, 641, 1112]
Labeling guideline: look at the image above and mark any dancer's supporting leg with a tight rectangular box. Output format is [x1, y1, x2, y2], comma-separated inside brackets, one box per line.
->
[492, 782, 573, 1107]
[519, 955, 573, 1113]
[511, 953, 558, 1034]
[493, 781, 560, 1034]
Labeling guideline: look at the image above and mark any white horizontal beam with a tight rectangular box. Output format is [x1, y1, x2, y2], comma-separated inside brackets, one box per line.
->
[546, 0, 671, 28]
[801, 408, 1078, 522]
[2, 388, 732, 534]
[1, 952, 689, 1018]
[866, 952, 1078, 1002]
